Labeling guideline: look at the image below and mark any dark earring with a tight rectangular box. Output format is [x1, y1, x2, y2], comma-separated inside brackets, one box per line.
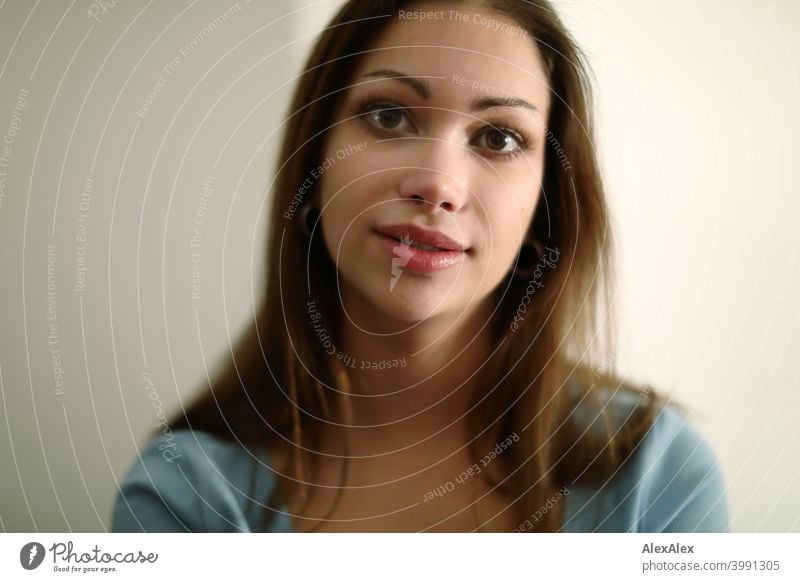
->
[299, 204, 319, 237]
[513, 239, 544, 279]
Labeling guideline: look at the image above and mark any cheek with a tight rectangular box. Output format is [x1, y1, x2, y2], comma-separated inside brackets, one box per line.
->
[492, 227, 527, 273]
[472, 186, 540, 281]
[479, 187, 538, 243]
[320, 146, 391, 218]
[318, 155, 380, 256]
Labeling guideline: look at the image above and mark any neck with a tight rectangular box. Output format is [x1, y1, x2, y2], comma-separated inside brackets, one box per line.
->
[329, 285, 496, 455]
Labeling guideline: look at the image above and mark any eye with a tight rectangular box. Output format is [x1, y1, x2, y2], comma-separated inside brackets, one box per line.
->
[353, 93, 531, 159]
[359, 100, 414, 133]
[473, 126, 527, 157]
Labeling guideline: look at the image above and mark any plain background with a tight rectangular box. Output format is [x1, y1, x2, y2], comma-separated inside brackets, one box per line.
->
[0, 0, 798, 532]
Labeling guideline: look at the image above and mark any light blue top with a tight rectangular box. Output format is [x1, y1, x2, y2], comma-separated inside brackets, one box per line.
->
[111, 394, 730, 533]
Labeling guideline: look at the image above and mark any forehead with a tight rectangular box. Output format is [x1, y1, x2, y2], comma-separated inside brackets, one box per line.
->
[350, 5, 551, 115]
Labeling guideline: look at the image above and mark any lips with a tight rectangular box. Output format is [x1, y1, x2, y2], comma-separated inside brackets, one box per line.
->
[374, 223, 467, 252]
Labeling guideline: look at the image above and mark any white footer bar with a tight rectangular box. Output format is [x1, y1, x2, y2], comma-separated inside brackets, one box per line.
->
[1, 533, 797, 581]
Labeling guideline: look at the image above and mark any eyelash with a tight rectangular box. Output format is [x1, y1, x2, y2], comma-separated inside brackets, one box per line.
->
[352, 92, 533, 160]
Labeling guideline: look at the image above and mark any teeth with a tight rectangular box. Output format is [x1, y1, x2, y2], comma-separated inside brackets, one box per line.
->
[389, 235, 446, 252]
[409, 241, 442, 251]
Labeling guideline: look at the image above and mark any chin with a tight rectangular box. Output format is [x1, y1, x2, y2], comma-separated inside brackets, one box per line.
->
[379, 283, 446, 321]
[380, 294, 447, 324]
[346, 273, 459, 327]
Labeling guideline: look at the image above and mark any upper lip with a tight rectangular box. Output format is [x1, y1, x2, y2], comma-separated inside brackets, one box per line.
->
[375, 223, 468, 252]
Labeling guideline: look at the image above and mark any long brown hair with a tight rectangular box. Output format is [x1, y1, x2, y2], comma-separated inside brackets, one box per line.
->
[168, 0, 664, 532]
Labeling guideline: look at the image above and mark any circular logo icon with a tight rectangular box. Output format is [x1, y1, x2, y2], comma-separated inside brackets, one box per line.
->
[20, 542, 46, 570]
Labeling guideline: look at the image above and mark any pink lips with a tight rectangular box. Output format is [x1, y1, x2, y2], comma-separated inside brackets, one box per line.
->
[376, 223, 467, 252]
[374, 223, 468, 273]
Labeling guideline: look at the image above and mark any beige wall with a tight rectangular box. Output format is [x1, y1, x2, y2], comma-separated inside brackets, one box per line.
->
[0, 0, 797, 532]
[555, 0, 800, 533]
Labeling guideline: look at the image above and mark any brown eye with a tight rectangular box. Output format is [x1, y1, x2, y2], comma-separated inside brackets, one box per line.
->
[360, 101, 411, 132]
[473, 126, 527, 158]
[486, 129, 513, 150]
[368, 106, 404, 129]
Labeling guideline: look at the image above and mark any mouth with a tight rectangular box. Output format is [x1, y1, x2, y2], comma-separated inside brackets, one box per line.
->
[374, 223, 469, 253]
[385, 236, 448, 252]
[372, 226, 468, 273]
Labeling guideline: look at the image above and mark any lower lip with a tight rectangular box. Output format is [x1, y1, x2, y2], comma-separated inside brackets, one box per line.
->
[374, 231, 466, 273]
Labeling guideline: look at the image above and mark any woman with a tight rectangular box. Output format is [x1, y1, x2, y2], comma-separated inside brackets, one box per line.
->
[112, 0, 729, 533]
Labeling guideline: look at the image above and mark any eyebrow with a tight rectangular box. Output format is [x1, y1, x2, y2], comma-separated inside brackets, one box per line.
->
[362, 68, 539, 113]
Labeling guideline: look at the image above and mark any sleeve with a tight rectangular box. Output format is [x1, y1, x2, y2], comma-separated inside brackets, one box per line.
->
[637, 405, 730, 532]
[110, 429, 256, 533]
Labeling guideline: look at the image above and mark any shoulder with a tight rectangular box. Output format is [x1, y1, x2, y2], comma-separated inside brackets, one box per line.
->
[564, 390, 730, 532]
[630, 400, 729, 531]
[111, 428, 281, 532]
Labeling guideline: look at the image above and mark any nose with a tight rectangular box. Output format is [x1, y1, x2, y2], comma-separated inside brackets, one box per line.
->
[397, 138, 469, 213]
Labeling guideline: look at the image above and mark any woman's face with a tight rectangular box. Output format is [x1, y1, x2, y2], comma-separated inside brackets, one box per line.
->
[317, 2, 551, 326]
